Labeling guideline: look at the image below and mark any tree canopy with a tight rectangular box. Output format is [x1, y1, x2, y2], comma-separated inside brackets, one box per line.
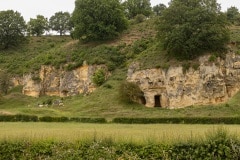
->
[0, 10, 27, 49]
[157, 0, 230, 59]
[226, 6, 240, 25]
[71, 0, 128, 41]
[49, 11, 72, 36]
[27, 15, 48, 36]
[123, 0, 152, 19]
[153, 4, 166, 16]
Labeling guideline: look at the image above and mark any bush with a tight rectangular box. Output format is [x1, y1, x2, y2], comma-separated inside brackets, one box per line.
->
[119, 81, 144, 103]
[15, 114, 38, 122]
[112, 117, 240, 124]
[92, 69, 106, 86]
[132, 39, 150, 54]
[39, 116, 69, 122]
[134, 14, 146, 23]
[0, 114, 38, 122]
[0, 134, 239, 159]
[0, 115, 16, 122]
[208, 54, 217, 62]
[69, 117, 107, 123]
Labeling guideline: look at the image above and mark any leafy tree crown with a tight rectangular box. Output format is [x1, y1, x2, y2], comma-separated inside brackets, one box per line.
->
[71, 0, 128, 41]
[0, 10, 27, 49]
[157, 0, 230, 59]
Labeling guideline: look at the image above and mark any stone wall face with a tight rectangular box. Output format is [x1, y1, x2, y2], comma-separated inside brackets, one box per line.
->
[127, 53, 240, 108]
[21, 64, 107, 97]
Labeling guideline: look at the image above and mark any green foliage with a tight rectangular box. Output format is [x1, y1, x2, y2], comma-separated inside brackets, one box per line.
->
[113, 117, 240, 124]
[72, 0, 128, 41]
[0, 10, 27, 49]
[0, 71, 10, 95]
[134, 14, 146, 24]
[132, 39, 149, 54]
[27, 15, 48, 36]
[119, 81, 144, 103]
[0, 114, 38, 122]
[39, 116, 69, 122]
[0, 130, 239, 159]
[69, 117, 107, 123]
[226, 6, 240, 25]
[153, 3, 167, 16]
[123, 0, 152, 19]
[209, 54, 217, 62]
[49, 11, 72, 36]
[92, 69, 106, 86]
[157, 0, 230, 59]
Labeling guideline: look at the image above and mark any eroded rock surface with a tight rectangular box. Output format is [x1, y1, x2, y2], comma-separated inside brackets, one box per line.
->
[127, 53, 240, 108]
[21, 64, 107, 97]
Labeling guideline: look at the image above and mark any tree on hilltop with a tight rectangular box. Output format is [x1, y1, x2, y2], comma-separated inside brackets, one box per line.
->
[0, 10, 27, 49]
[49, 11, 72, 36]
[123, 0, 152, 19]
[157, 0, 230, 59]
[226, 6, 240, 25]
[27, 15, 48, 36]
[153, 4, 167, 16]
[71, 0, 128, 42]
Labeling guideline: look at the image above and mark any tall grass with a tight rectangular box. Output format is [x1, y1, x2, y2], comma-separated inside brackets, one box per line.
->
[0, 123, 239, 145]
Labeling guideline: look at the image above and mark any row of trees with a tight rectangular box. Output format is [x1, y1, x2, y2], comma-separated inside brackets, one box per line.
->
[0, 10, 72, 49]
[0, 0, 238, 61]
[27, 12, 72, 36]
[0, 0, 157, 49]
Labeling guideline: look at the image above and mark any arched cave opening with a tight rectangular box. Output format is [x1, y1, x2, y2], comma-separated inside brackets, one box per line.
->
[139, 96, 146, 105]
[154, 95, 161, 107]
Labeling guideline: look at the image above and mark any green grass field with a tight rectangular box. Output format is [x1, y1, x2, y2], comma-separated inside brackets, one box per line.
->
[1, 123, 239, 144]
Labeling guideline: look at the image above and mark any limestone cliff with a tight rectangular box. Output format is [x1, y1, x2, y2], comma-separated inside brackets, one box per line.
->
[127, 52, 240, 108]
[21, 64, 108, 97]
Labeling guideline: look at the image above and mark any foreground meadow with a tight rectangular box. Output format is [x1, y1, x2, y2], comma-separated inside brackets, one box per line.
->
[1, 122, 240, 144]
[1, 123, 240, 159]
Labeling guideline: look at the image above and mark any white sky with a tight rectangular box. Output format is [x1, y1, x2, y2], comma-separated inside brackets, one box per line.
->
[0, 0, 239, 22]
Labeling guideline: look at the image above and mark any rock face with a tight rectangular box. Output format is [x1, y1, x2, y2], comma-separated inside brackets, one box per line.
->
[22, 64, 107, 97]
[127, 52, 240, 108]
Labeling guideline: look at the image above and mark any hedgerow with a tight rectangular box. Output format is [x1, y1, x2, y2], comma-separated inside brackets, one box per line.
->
[0, 135, 239, 159]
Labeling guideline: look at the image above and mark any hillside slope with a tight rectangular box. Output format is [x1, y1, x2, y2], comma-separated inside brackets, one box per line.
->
[0, 19, 240, 119]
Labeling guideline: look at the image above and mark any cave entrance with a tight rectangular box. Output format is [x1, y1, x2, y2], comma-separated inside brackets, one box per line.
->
[154, 95, 161, 107]
[139, 96, 146, 105]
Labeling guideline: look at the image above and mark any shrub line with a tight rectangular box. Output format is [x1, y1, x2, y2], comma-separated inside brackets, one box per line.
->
[2, 115, 240, 124]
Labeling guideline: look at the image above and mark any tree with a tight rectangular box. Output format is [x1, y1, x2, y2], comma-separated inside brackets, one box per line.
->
[226, 6, 239, 24]
[72, 0, 128, 41]
[0, 71, 10, 95]
[0, 10, 27, 49]
[49, 11, 72, 36]
[27, 15, 48, 36]
[153, 4, 167, 16]
[123, 0, 152, 19]
[157, 0, 230, 59]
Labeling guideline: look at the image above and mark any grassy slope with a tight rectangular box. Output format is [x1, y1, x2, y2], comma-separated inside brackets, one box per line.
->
[0, 20, 240, 119]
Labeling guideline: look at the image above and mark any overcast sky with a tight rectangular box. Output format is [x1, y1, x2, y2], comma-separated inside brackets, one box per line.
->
[0, 0, 239, 22]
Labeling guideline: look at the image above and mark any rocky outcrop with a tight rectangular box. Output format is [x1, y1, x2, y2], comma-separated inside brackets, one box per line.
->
[127, 52, 240, 108]
[21, 64, 108, 97]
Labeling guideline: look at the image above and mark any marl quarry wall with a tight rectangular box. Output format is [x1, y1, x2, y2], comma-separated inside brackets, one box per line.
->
[12, 64, 108, 97]
[127, 52, 240, 108]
